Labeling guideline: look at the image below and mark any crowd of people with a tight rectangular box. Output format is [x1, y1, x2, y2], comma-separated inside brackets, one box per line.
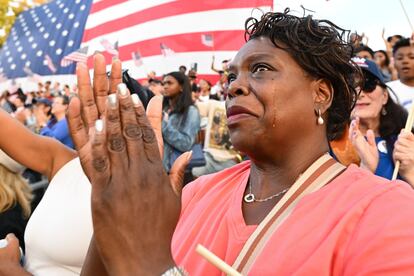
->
[0, 8, 414, 276]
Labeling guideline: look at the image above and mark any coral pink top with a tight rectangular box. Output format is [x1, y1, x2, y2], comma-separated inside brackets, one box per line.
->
[172, 161, 414, 275]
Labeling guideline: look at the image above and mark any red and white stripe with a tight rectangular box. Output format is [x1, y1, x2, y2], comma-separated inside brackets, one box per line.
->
[82, 0, 273, 82]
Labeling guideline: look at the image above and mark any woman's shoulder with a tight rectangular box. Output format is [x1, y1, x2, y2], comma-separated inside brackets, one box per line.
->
[188, 105, 200, 114]
[325, 164, 414, 209]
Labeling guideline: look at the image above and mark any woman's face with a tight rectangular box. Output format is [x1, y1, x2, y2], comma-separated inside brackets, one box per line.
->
[199, 79, 210, 92]
[225, 37, 320, 156]
[352, 79, 388, 127]
[162, 75, 182, 98]
[374, 52, 386, 66]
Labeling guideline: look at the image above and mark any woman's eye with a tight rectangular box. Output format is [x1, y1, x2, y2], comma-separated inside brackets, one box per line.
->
[227, 74, 236, 83]
[253, 65, 270, 73]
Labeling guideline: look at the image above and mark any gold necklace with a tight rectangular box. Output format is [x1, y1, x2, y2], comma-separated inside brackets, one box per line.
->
[244, 181, 289, 203]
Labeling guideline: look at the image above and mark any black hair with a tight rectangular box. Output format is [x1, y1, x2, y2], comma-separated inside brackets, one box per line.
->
[179, 65, 187, 72]
[59, 95, 70, 105]
[244, 9, 360, 140]
[163, 71, 193, 117]
[354, 45, 375, 59]
[392, 38, 410, 55]
[374, 50, 390, 67]
[387, 34, 403, 43]
[149, 78, 162, 85]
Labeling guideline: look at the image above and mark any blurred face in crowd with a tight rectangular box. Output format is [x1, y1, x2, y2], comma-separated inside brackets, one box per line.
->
[198, 79, 210, 93]
[51, 96, 68, 116]
[353, 73, 388, 129]
[374, 51, 387, 67]
[191, 90, 201, 103]
[394, 46, 414, 81]
[162, 75, 182, 98]
[35, 103, 51, 116]
[11, 95, 24, 107]
[356, 50, 373, 60]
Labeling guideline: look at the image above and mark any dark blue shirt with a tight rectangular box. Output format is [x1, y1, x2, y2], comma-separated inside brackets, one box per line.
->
[40, 118, 74, 149]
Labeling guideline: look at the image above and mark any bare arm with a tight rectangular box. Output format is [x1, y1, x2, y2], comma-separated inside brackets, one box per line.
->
[0, 109, 75, 180]
[210, 55, 221, 74]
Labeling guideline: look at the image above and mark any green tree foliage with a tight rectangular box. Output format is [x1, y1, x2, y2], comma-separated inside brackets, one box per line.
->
[0, 0, 48, 48]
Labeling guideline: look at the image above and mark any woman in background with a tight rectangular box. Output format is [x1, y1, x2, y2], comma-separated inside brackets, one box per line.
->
[162, 72, 200, 172]
[350, 57, 414, 185]
[0, 150, 32, 251]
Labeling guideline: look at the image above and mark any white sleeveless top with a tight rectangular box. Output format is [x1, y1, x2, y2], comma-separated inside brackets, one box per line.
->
[24, 158, 93, 276]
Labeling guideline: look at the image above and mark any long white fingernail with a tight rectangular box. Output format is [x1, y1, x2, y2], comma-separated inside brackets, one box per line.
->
[117, 83, 128, 96]
[0, 239, 8, 248]
[95, 119, 103, 133]
[131, 94, 141, 106]
[108, 94, 117, 107]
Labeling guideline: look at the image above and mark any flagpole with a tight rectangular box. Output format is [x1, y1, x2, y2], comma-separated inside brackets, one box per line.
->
[398, 0, 414, 32]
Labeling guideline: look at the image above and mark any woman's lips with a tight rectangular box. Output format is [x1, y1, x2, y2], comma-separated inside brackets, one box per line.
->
[226, 105, 256, 125]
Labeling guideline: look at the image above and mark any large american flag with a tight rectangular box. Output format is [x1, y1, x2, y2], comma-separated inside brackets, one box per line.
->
[0, 0, 273, 85]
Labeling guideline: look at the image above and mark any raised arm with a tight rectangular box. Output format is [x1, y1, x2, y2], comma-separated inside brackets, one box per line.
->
[0, 108, 75, 180]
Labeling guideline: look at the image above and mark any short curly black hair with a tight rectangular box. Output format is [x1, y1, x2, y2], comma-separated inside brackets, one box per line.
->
[244, 9, 360, 140]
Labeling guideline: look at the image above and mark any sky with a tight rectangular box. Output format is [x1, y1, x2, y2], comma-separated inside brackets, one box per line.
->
[273, 0, 414, 51]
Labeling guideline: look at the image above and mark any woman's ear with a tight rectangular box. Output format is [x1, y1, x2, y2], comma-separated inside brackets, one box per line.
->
[382, 88, 389, 105]
[312, 78, 334, 113]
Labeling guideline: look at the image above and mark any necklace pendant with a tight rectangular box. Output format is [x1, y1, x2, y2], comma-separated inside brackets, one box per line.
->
[244, 193, 255, 203]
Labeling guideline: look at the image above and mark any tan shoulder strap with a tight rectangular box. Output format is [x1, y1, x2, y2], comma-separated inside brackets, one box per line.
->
[233, 154, 345, 274]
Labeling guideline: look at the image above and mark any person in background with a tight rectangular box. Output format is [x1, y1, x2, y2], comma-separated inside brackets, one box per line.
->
[38, 95, 74, 149]
[62, 84, 71, 97]
[187, 69, 198, 93]
[11, 92, 30, 126]
[179, 65, 187, 74]
[354, 44, 375, 60]
[210, 70, 228, 100]
[374, 49, 396, 82]
[148, 78, 164, 96]
[33, 98, 52, 134]
[0, 150, 32, 251]
[162, 71, 200, 172]
[50, 82, 61, 96]
[387, 38, 414, 111]
[0, 91, 15, 113]
[43, 81, 52, 100]
[196, 79, 214, 102]
[193, 99, 240, 177]
[211, 56, 230, 74]
[349, 57, 414, 185]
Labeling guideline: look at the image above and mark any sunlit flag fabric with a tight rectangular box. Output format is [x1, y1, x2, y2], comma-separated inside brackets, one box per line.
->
[0, 0, 273, 80]
[0, 0, 93, 78]
[80, 0, 273, 80]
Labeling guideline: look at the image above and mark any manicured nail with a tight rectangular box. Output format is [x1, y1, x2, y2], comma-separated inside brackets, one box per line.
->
[131, 94, 141, 106]
[108, 94, 117, 107]
[187, 151, 193, 162]
[117, 83, 128, 96]
[95, 119, 103, 133]
[0, 239, 8, 248]
[6, 233, 15, 241]
[112, 56, 119, 62]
